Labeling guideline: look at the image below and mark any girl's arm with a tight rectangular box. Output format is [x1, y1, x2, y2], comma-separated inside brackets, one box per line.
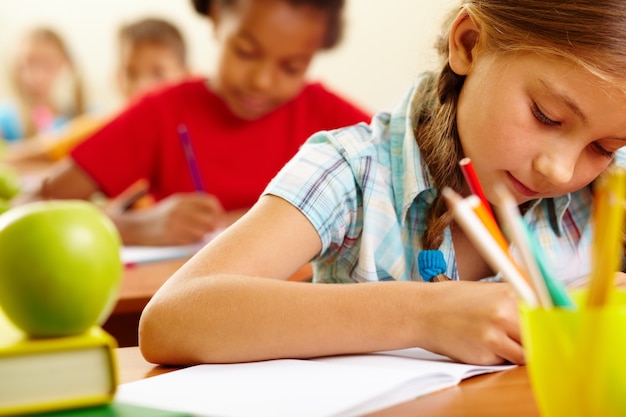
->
[139, 195, 525, 367]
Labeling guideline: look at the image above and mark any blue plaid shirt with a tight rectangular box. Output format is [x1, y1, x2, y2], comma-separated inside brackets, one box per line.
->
[264, 74, 624, 285]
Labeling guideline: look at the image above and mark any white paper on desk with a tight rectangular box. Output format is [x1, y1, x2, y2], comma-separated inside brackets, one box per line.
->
[120, 244, 202, 265]
[115, 348, 514, 417]
[120, 229, 224, 265]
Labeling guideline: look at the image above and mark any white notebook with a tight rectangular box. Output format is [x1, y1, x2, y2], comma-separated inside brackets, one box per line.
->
[116, 348, 515, 417]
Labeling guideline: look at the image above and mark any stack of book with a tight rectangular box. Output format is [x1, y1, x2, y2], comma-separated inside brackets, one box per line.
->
[0, 305, 117, 416]
[0, 307, 189, 417]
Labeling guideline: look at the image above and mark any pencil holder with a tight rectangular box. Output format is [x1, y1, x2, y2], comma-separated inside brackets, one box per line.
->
[520, 290, 626, 417]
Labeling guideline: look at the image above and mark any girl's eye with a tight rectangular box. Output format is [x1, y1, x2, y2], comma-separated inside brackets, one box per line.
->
[531, 103, 560, 127]
[281, 64, 305, 77]
[234, 46, 257, 59]
[591, 142, 614, 158]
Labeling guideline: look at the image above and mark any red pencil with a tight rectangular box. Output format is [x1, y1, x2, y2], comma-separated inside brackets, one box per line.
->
[459, 157, 495, 220]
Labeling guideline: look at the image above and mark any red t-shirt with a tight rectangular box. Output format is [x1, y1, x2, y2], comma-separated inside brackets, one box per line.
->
[71, 78, 371, 211]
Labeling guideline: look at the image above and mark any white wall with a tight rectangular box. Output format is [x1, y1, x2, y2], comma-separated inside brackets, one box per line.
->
[0, 0, 457, 114]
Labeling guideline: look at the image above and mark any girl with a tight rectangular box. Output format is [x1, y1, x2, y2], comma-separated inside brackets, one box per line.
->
[0, 27, 86, 141]
[139, 0, 626, 366]
[15, 0, 370, 245]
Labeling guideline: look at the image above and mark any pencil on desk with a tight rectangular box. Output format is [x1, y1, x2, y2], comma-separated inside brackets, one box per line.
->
[459, 157, 495, 221]
[442, 187, 538, 307]
[177, 124, 205, 192]
[586, 166, 626, 308]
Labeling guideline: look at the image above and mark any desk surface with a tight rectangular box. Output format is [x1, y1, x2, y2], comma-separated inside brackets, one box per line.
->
[116, 347, 541, 417]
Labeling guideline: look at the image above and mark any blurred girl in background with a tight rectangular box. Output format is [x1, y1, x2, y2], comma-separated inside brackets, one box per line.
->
[0, 27, 86, 142]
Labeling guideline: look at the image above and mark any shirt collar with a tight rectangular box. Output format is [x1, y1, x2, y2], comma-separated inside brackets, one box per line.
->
[388, 75, 436, 224]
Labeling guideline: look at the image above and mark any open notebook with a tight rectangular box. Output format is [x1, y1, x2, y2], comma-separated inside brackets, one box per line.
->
[115, 348, 515, 417]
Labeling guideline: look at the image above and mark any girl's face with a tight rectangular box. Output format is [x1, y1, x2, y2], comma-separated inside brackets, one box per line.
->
[15, 37, 68, 102]
[118, 41, 189, 100]
[210, 0, 328, 120]
[456, 52, 626, 205]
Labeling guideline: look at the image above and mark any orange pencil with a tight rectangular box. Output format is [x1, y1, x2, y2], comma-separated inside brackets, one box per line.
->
[468, 196, 509, 252]
[104, 178, 150, 214]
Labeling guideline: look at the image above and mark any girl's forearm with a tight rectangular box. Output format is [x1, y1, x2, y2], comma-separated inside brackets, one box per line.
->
[138, 275, 433, 366]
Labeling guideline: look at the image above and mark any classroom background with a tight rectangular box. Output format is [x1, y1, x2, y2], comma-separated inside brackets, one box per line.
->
[0, 0, 456, 115]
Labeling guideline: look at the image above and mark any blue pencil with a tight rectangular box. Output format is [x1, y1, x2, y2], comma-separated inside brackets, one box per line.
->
[177, 124, 205, 192]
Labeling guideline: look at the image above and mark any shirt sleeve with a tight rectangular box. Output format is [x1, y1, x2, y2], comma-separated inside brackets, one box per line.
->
[263, 131, 361, 256]
[70, 96, 161, 198]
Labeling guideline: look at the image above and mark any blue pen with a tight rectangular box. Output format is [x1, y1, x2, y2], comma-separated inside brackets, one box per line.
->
[177, 124, 205, 192]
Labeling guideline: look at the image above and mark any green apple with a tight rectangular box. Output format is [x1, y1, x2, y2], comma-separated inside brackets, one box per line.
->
[0, 164, 20, 200]
[0, 198, 9, 215]
[0, 200, 122, 337]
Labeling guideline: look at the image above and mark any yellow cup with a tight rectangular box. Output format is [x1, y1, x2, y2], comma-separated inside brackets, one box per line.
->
[520, 290, 626, 417]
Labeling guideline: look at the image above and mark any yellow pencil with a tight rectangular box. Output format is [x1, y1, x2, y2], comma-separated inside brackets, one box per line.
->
[586, 166, 626, 308]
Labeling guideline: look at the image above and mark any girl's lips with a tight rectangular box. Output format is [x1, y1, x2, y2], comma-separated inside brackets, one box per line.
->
[507, 173, 539, 197]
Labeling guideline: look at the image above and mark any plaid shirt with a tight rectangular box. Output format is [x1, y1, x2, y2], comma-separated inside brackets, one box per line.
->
[265, 74, 624, 284]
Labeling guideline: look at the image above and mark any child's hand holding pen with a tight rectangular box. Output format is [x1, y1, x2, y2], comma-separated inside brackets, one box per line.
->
[111, 192, 226, 246]
[419, 280, 524, 365]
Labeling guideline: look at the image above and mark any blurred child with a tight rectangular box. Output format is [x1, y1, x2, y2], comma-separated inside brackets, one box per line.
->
[0, 27, 86, 142]
[2, 17, 190, 163]
[15, 0, 371, 246]
[116, 17, 190, 105]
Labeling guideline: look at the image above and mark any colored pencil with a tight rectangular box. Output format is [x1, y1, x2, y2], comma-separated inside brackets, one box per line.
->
[442, 187, 538, 307]
[586, 166, 626, 308]
[105, 178, 149, 214]
[493, 184, 552, 308]
[177, 124, 205, 192]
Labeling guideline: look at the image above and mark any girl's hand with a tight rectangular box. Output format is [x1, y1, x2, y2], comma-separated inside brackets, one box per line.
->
[417, 281, 524, 365]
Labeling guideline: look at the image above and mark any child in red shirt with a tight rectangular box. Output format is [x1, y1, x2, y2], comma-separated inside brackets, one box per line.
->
[16, 0, 371, 246]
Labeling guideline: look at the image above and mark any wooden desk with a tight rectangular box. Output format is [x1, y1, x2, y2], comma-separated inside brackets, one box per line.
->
[116, 347, 541, 417]
[105, 260, 314, 347]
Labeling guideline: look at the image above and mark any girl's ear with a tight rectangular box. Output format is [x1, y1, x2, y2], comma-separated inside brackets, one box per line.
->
[448, 9, 481, 76]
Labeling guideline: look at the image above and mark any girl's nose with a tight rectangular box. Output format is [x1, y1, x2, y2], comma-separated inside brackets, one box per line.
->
[532, 146, 578, 185]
